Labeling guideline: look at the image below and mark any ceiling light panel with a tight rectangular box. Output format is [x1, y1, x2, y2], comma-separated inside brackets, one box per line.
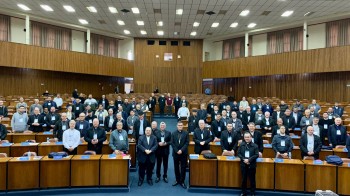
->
[176, 9, 183, 15]
[131, 7, 140, 14]
[63, 5, 75, 12]
[124, 30, 130, 34]
[247, 23, 256, 28]
[79, 19, 88, 24]
[239, 10, 250, 16]
[87, 6, 97, 13]
[211, 22, 219, 28]
[40, 5, 53, 12]
[230, 22, 238, 28]
[140, 30, 147, 35]
[136, 21, 144, 26]
[281, 10, 294, 17]
[157, 31, 164, 36]
[193, 22, 200, 27]
[117, 20, 125, 25]
[17, 4, 31, 11]
[109, 7, 118, 13]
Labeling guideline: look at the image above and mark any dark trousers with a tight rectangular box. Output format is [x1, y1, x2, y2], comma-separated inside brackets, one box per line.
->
[156, 154, 169, 178]
[175, 106, 180, 116]
[138, 158, 155, 181]
[173, 154, 187, 183]
[241, 165, 256, 195]
[64, 147, 77, 155]
[166, 106, 172, 115]
[159, 106, 165, 115]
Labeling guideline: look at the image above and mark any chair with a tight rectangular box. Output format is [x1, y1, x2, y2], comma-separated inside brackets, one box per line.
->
[0, 153, 7, 158]
[84, 151, 96, 155]
[200, 150, 212, 155]
[25, 139, 36, 143]
[335, 145, 346, 149]
[222, 151, 234, 156]
[23, 152, 37, 156]
[23, 130, 33, 134]
[303, 156, 315, 160]
[48, 138, 56, 143]
[263, 140, 269, 144]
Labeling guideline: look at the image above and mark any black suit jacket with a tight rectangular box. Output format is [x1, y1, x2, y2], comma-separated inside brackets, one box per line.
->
[220, 130, 239, 152]
[0, 124, 7, 140]
[193, 128, 212, 154]
[238, 142, 259, 168]
[242, 111, 255, 129]
[244, 131, 264, 153]
[292, 112, 302, 126]
[282, 115, 296, 130]
[133, 119, 150, 141]
[73, 103, 84, 117]
[98, 98, 109, 109]
[53, 120, 70, 141]
[27, 114, 45, 133]
[154, 130, 172, 156]
[346, 136, 350, 158]
[328, 124, 347, 147]
[197, 110, 207, 121]
[188, 115, 199, 133]
[0, 106, 8, 117]
[171, 130, 189, 157]
[299, 134, 322, 159]
[272, 111, 284, 122]
[271, 125, 290, 139]
[104, 116, 116, 132]
[211, 120, 226, 138]
[84, 127, 106, 153]
[46, 113, 61, 128]
[137, 135, 158, 163]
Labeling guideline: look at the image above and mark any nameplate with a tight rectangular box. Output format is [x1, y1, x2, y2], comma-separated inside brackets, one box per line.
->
[81, 155, 90, 159]
[108, 154, 116, 158]
[215, 142, 220, 145]
[348, 163, 350, 167]
[55, 142, 63, 145]
[291, 135, 299, 139]
[21, 142, 30, 146]
[53, 156, 63, 160]
[43, 132, 52, 134]
[294, 128, 301, 131]
[123, 155, 131, 159]
[226, 156, 235, 160]
[1, 143, 13, 147]
[257, 158, 263, 162]
[18, 157, 29, 161]
[263, 144, 272, 148]
[189, 154, 199, 159]
[343, 148, 348, 152]
[275, 159, 284, 163]
[313, 160, 323, 165]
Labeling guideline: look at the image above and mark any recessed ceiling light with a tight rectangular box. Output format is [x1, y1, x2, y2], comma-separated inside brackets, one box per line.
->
[140, 30, 147, 35]
[124, 30, 130, 35]
[190, 32, 197, 36]
[239, 10, 250, 16]
[40, 5, 53, 12]
[230, 22, 238, 28]
[157, 21, 163, 26]
[117, 20, 125, 25]
[174, 32, 179, 35]
[193, 22, 200, 27]
[281, 10, 294, 17]
[131, 7, 140, 14]
[87, 6, 97, 13]
[63, 5, 75, 12]
[17, 4, 31, 11]
[157, 31, 164, 36]
[109, 7, 118, 13]
[136, 21, 144, 26]
[304, 11, 315, 17]
[211, 22, 219, 28]
[247, 23, 256, 28]
[176, 9, 183, 15]
[79, 19, 88, 25]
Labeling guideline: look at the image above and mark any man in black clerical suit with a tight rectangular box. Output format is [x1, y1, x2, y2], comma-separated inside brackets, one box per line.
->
[193, 120, 212, 154]
[220, 123, 239, 154]
[84, 118, 106, 154]
[154, 122, 171, 183]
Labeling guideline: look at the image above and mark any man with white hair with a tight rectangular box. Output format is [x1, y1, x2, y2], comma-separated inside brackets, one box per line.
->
[29, 99, 43, 115]
[27, 107, 44, 133]
[63, 120, 80, 155]
[193, 120, 211, 154]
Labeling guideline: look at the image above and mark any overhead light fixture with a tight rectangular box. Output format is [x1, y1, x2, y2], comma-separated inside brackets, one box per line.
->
[117, 20, 125, 25]
[157, 21, 163, 26]
[63, 5, 75, 12]
[193, 22, 200, 27]
[140, 30, 147, 35]
[17, 4, 31, 11]
[109, 7, 118, 13]
[304, 11, 315, 17]
[87, 6, 97, 13]
[131, 7, 140, 14]
[174, 32, 179, 35]
[281, 10, 294, 17]
[230, 22, 238, 28]
[190, 32, 197, 36]
[239, 10, 250, 16]
[247, 23, 256, 28]
[136, 21, 144, 26]
[40, 5, 53, 12]
[124, 30, 130, 35]
[157, 31, 164, 36]
[176, 9, 183, 15]
[79, 19, 88, 24]
[211, 22, 219, 28]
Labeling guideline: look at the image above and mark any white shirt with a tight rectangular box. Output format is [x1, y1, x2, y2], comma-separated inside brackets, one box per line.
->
[63, 129, 81, 149]
[312, 124, 320, 137]
[53, 97, 63, 107]
[177, 107, 190, 118]
[307, 135, 314, 152]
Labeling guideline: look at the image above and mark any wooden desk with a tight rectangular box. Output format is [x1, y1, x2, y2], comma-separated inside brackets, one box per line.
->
[333, 148, 348, 158]
[106, 132, 111, 141]
[38, 142, 64, 156]
[10, 133, 36, 143]
[102, 141, 113, 154]
[263, 145, 275, 158]
[210, 142, 222, 156]
[77, 142, 88, 154]
[188, 141, 195, 155]
[262, 135, 272, 144]
[292, 146, 302, 160]
[40, 156, 72, 188]
[0, 143, 12, 156]
[256, 158, 274, 190]
[291, 136, 300, 146]
[7, 156, 41, 190]
[189, 155, 217, 187]
[217, 156, 241, 188]
[71, 155, 101, 187]
[319, 150, 333, 161]
[10, 143, 38, 157]
[129, 142, 136, 168]
[35, 132, 53, 143]
[303, 160, 336, 193]
[100, 155, 130, 187]
[5, 134, 12, 143]
[189, 133, 193, 142]
[274, 159, 304, 192]
[0, 157, 12, 191]
[337, 163, 350, 195]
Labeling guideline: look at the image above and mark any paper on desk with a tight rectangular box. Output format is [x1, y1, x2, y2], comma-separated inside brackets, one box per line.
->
[33, 156, 42, 160]
[122, 155, 131, 159]
[28, 143, 39, 146]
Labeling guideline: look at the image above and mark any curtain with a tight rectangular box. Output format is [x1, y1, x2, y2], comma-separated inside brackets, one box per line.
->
[0, 14, 10, 41]
[222, 37, 245, 59]
[326, 19, 350, 47]
[90, 34, 119, 58]
[267, 27, 303, 54]
[31, 21, 72, 50]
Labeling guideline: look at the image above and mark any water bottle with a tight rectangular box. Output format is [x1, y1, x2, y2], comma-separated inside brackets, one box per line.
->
[47, 137, 50, 143]
[28, 150, 31, 159]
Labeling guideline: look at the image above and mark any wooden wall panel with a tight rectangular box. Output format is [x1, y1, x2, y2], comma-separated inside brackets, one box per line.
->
[0, 41, 134, 77]
[212, 72, 350, 102]
[134, 38, 202, 93]
[0, 67, 124, 97]
[203, 46, 350, 78]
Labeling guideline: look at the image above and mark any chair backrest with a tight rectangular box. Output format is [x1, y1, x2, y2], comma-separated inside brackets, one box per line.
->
[0, 153, 7, 158]
[303, 156, 315, 160]
[200, 150, 212, 155]
[23, 130, 33, 134]
[23, 152, 37, 157]
[263, 140, 269, 144]
[84, 151, 96, 155]
[25, 139, 36, 143]
[222, 151, 234, 156]
[48, 138, 56, 143]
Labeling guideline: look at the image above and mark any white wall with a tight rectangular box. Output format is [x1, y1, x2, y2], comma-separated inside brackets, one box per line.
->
[308, 23, 326, 50]
[10, 17, 26, 44]
[118, 38, 134, 60]
[252, 33, 267, 56]
[203, 40, 222, 61]
[71, 30, 85, 52]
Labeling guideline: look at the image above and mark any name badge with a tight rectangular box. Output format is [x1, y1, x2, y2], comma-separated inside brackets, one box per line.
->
[76, 107, 79, 110]
[337, 130, 341, 135]
[211, 105, 213, 108]
[253, 107, 256, 110]
[324, 124, 328, 129]
[89, 120, 92, 123]
[48, 103, 51, 106]
[228, 136, 232, 143]
[245, 150, 250, 158]
[168, 98, 171, 100]
[161, 137, 165, 142]
[118, 104, 121, 107]
[79, 124, 84, 129]
[252, 138, 255, 143]
[232, 123, 235, 128]
[34, 119, 38, 123]
[258, 117, 262, 120]
[305, 120, 310, 125]
[277, 129, 280, 134]
[266, 121, 270, 125]
[223, 105, 225, 109]
[62, 125, 67, 130]
[248, 116, 250, 121]
[218, 127, 221, 132]
[102, 100, 105, 103]
[119, 135, 124, 140]
[224, 122, 227, 126]
[99, 124, 104, 126]
[201, 133, 203, 139]
[132, 105, 135, 108]
[266, 106, 269, 109]
[89, 102, 91, 105]
[328, 116, 332, 119]
[19, 118, 24, 123]
[93, 133, 97, 140]
[281, 140, 285, 147]
[149, 104, 151, 108]
[51, 116, 55, 121]
[99, 113, 103, 117]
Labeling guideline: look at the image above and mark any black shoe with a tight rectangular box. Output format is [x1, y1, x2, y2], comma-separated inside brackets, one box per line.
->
[172, 181, 179, 186]
[148, 180, 153, 186]
[138, 180, 143, 186]
[181, 183, 187, 189]
[163, 177, 168, 183]
[155, 178, 160, 183]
